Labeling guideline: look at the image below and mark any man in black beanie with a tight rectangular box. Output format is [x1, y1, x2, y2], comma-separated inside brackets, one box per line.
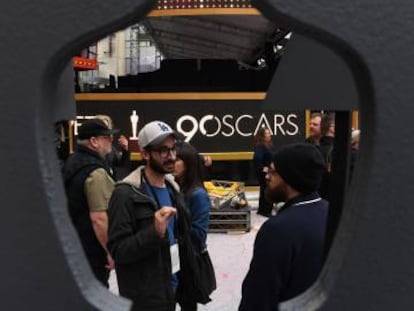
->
[239, 143, 328, 311]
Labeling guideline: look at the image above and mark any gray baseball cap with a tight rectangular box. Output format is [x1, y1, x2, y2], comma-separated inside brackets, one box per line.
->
[138, 121, 176, 149]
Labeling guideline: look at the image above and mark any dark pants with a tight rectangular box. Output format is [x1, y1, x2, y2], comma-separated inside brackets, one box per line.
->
[89, 259, 110, 288]
[257, 182, 272, 217]
[178, 301, 197, 311]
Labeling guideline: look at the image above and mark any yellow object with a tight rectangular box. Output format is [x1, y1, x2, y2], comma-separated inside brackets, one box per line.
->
[204, 180, 243, 197]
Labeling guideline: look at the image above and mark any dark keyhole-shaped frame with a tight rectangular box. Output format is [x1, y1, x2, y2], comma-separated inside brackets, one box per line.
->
[1, 0, 414, 310]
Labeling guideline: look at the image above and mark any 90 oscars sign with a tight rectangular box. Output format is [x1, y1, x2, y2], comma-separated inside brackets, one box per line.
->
[76, 98, 306, 152]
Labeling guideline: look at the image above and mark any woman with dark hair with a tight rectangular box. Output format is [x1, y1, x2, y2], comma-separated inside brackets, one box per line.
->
[174, 142, 213, 311]
[253, 127, 275, 217]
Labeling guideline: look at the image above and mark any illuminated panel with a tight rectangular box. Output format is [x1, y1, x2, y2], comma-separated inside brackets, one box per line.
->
[73, 56, 98, 70]
[155, 0, 253, 9]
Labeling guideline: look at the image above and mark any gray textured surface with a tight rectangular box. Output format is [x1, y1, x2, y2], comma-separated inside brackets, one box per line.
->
[264, 33, 359, 110]
[1, 0, 414, 309]
[0, 0, 155, 310]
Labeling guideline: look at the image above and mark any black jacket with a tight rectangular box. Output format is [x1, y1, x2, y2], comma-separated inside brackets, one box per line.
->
[62, 145, 111, 265]
[253, 143, 274, 185]
[239, 193, 328, 311]
[317, 136, 335, 200]
[108, 167, 197, 311]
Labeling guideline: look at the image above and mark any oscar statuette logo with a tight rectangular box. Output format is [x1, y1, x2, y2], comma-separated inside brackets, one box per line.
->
[130, 110, 139, 140]
[129, 110, 139, 152]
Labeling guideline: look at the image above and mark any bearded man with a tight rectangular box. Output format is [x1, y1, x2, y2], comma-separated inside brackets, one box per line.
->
[239, 143, 328, 311]
[63, 118, 117, 287]
[108, 121, 194, 311]
[306, 112, 322, 146]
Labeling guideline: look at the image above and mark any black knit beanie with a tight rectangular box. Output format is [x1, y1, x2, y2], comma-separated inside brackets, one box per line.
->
[272, 143, 326, 194]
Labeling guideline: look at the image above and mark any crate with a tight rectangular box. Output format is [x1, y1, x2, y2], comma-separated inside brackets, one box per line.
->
[208, 207, 251, 233]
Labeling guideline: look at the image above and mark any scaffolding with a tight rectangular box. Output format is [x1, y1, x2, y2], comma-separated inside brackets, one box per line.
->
[125, 24, 162, 75]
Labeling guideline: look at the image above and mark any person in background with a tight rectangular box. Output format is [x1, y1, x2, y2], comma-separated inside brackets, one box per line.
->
[239, 143, 328, 311]
[62, 118, 117, 287]
[175, 133, 213, 177]
[107, 120, 195, 311]
[351, 129, 360, 151]
[202, 154, 213, 181]
[253, 127, 275, 217]
[174, 142, 213, 311]
[106, 133, 131, 180]
[317, 112, 336, 200]
[349, 129, 360, 182]
[318, 113, 336, 167]
[203, 155, 212, 167]
[306, 112, 322, 146]
[94, 115, 131, 180]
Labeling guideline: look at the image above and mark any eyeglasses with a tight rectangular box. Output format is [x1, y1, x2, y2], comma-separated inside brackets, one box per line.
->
[150, 145, 177, 158]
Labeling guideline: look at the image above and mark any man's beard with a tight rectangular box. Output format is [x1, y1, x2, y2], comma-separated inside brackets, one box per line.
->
[149, 156, 175, 175]
[266, 184, 287, 204]
[98, 145, 112, 160]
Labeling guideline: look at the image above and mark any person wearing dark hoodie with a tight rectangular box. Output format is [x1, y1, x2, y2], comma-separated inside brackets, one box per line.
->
[239, 143, 328, 311]
[107, 121, 199, 311]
